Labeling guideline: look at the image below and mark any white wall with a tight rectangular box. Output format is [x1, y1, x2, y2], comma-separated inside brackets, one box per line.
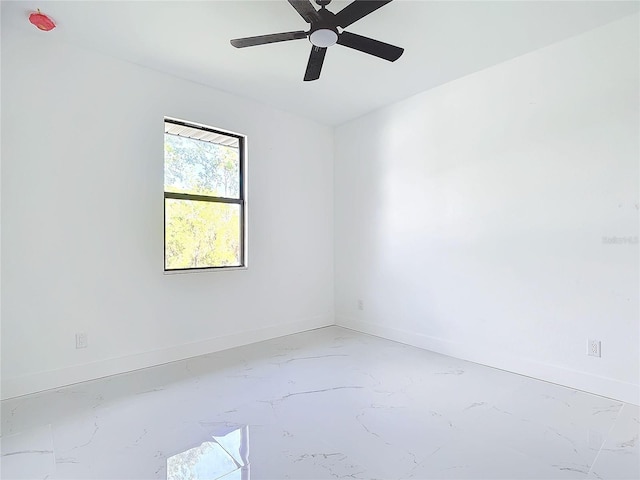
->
[3, 12, 638, 406]
[1, 26, 334, 399]
[335, 14, 639, 404]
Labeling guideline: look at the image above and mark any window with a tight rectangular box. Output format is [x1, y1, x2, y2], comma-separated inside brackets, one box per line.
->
[164, 118, 246, 271]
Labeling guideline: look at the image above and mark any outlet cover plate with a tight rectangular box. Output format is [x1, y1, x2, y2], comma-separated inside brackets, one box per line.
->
[588, 339, 601, 357]
[76, 333, 88, 349]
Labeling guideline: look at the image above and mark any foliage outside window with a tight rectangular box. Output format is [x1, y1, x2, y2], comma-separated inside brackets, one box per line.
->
[164, 118, 246, 271]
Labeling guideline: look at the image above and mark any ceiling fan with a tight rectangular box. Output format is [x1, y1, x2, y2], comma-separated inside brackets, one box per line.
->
[230, 0, 404, 81]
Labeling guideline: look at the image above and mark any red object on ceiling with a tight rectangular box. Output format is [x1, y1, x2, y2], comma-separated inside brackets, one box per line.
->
[29, 10, 56, 31]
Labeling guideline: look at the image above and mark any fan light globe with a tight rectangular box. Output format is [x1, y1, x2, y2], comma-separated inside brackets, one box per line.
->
[310, 29, 338, 47]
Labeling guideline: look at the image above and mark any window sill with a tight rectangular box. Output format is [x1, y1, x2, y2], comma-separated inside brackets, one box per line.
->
[163, 266, 248, 275]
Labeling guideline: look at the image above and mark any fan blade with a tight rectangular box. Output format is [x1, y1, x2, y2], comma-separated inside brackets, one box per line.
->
[337, 31, 403, 61]
[334, 0, 393, 28]
[287, 0, 321, 24]
[304, 46, 327, 81]
[230, 31, 307, 48]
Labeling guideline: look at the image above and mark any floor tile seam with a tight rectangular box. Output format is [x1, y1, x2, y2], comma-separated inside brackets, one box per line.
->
[398, 431, 540, 479]
[586, 402, 626, 477]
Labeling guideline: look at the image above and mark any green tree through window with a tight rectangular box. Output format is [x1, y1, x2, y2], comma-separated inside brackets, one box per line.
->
[164, 119, 246, 271]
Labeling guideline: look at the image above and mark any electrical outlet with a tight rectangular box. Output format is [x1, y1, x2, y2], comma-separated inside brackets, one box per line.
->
[357, 299, 364, 311]
[588, 339, 601, 357]
[76, 332, 88, 349]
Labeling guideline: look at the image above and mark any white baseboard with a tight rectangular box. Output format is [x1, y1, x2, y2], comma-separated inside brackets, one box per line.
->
[2, 316, 333, 400]
[336, 316, 640, 406]
[7, 315, 636, 406]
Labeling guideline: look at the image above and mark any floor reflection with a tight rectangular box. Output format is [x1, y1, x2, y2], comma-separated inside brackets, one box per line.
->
[167, 425, 249, 480]
[2, 327, 637, 479]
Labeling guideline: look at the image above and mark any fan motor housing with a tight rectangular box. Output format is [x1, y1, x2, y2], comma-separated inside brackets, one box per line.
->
[309, 7, 339, 47]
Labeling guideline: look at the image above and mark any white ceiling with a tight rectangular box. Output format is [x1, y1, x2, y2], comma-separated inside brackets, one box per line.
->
[3, 1, 639, 125]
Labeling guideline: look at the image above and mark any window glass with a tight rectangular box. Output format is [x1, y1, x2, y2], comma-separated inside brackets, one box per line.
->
[164, 118, 245, 271]
[164, 134, 240, 199]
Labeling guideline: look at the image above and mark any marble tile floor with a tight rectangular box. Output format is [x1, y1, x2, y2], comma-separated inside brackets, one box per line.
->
[1, 326, 638, 480]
